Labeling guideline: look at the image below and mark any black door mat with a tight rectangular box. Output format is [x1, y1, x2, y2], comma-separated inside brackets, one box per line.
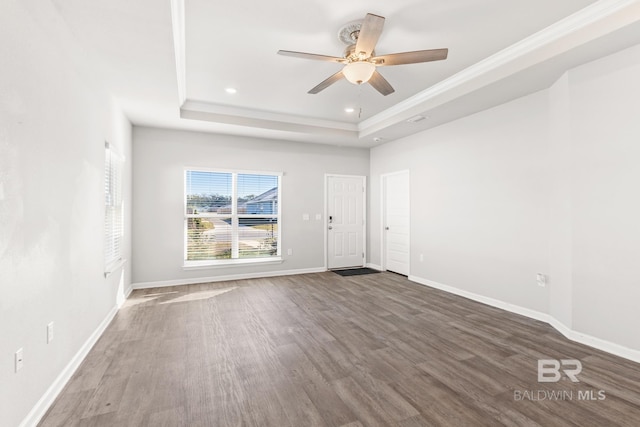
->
[332, 268, 381, 277]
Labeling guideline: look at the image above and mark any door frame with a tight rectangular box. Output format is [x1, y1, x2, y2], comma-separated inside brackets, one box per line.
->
[324, 174, 367, 270]
[380, 170, 410, 274]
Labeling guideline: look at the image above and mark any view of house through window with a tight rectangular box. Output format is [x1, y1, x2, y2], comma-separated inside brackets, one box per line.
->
[185, 169, 281, 263]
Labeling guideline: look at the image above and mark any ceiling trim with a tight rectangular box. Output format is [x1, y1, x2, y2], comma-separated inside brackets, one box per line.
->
[358, 0, 640, 138]
[170, 0, 186, 105]
[171, 0, 639, 143]
[180, 100, 359, 139]
[180, 100, 358, 131]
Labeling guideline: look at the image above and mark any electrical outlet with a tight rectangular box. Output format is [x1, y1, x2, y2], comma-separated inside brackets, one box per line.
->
[287, 248, 292, 256]
[536, 273, 547, 287]
[419, 254, 424, 262]
[47, 322, 54, 343]
[15, 348, 23, 372]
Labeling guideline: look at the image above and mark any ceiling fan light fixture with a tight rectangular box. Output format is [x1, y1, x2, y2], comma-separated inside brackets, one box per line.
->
[343, 61, 376, 85]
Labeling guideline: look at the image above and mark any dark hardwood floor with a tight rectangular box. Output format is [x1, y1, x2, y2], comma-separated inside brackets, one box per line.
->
[39, 272, 640, 426]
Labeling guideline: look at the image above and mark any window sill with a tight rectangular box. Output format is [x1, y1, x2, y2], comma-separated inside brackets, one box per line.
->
[104, 258, 127, 278]
[183, 257, 283, 270]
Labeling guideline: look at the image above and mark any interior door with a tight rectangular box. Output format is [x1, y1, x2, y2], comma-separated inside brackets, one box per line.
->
[327, 175, 365, 269]
[383, 171, 410, 275]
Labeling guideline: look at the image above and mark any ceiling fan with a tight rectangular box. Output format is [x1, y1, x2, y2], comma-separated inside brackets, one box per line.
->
[278, 13, 448, 96]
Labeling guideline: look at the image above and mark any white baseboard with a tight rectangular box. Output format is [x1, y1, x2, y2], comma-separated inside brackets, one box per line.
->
[409, 276, 550, 323]
[409, 275, 640, 364]
[547, 317, 640, 364]
[19, 304, 120, 427]
[366, 263, 383, 271]
[132, 266, 327, 290]
[123, 284, 133, 302]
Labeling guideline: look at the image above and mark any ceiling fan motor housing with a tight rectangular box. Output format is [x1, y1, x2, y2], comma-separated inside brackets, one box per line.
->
[343, 44, 375, 62]
[338, 19, 363, 45]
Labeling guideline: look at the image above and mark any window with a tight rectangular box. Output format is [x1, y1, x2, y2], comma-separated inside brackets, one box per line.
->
[104, 142, 124, 274]
[184, 169, 281, 265]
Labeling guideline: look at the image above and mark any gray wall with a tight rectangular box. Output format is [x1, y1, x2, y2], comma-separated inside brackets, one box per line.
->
[370, 91, 551, 314]
[565, 44, 640, 350]
[370, 43, 640, 352]
[0, 2, 132, 426]
[132, 127, 369, 285]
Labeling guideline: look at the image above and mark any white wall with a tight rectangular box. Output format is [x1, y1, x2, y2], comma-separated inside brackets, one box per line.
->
[370, 92, 551, 314]
[567, 43, 640, 351]
[0, 2, 132, 426]
[132, 127, 369, 285]
[370, 42, 640, 355]
[547, 72, 574, 328]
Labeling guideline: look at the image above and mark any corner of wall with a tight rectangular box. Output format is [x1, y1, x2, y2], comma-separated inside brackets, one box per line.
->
[410, 275, 640, 364]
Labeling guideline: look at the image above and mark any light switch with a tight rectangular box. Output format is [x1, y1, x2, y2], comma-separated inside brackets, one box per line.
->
[302, 214, 310, 221]
[315, 213, 322, 220]
[536, 273, 547, 287]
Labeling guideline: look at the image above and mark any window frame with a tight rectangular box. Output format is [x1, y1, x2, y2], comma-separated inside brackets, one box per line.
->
[183, 167, 282, 268]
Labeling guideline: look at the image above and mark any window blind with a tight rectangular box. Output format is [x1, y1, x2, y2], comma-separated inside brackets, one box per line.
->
[185, 169, 280, 263]
[104, 143, 124, 271]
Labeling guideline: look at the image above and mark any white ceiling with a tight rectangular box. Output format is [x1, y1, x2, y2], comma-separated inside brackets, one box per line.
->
[51, 0, 640, 147]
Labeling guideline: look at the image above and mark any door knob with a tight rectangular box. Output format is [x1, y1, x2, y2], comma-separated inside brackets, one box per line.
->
[385, 227, 390, 230]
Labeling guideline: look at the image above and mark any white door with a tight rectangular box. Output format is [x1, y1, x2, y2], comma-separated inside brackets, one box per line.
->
[327, 175, 365, 269]
[383, 171, 410, 275]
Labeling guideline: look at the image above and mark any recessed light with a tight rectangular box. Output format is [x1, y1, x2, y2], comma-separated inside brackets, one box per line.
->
[373, 137, 385, 143]
[344, 107, 355, 113]
[225, 87, 237, 94]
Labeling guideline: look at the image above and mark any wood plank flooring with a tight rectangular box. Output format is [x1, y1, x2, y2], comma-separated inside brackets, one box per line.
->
[39, 272, 640, 426]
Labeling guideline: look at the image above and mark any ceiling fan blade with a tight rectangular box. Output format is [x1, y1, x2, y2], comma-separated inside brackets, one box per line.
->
[355, 13, 385, 58]
[278, 50, 346, 63]
[308, 70, 344, 94]
[368, 70, 394, 96]
[372, 48, 448, 66]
